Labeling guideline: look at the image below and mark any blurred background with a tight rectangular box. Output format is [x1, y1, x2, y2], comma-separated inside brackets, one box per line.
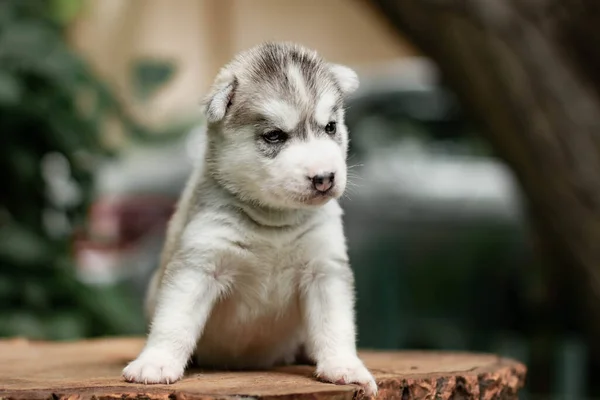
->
[2, 0, 599, 399]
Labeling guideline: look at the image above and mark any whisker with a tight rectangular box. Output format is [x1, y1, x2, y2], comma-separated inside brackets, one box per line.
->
[347, 163, 364, 169]
[346, 175, 364, 184]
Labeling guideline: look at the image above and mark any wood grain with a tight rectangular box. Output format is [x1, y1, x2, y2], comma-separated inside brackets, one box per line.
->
[0, 337, 526, 400]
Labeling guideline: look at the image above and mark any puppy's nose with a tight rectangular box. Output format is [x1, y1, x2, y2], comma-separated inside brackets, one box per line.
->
[311, 172, 335, 193]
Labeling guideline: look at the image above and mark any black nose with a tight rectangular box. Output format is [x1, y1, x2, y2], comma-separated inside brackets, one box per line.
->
[311, 172, 335, 193]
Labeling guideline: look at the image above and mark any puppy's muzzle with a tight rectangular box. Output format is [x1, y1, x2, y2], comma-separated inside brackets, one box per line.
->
[310, 172, 335, 193]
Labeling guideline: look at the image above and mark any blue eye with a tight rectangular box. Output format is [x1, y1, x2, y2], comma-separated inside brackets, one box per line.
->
[325, 122, 336, 134]
[263, 130, 287, 143]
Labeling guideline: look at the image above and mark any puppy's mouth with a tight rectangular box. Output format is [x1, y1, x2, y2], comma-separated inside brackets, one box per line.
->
[299, 187, 340, 206]
[266, 181, 344, 207]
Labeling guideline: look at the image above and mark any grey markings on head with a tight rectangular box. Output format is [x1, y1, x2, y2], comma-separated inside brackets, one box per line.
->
[203, 42, 359, 128]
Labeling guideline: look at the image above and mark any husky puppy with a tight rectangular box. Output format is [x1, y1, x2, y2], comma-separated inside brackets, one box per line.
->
[122, 42, 377, 396]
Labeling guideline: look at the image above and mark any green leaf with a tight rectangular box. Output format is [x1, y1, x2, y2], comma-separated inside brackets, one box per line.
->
[46, 312, 87, 339]
[3, 312, 46, 339]
[0, 222, 53, 267]
[49, 0, 85, 25]
[131, 58, 176, 102]
[0, 69, 21, 104]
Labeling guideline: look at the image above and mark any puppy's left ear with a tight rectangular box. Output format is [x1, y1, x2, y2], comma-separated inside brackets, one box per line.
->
[329, 63, 359, 95]
[202, 70, 237, 123]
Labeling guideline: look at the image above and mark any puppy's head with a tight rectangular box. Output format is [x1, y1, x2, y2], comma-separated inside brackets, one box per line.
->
[203, 42, 359, 209]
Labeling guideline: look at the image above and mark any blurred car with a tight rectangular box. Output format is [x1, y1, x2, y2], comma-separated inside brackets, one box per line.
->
[73, 125, 205, 296]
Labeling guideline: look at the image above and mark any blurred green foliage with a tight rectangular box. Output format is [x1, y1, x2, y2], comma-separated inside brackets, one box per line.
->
[132, 58, 177, 103]
[0, 0, 189, 340]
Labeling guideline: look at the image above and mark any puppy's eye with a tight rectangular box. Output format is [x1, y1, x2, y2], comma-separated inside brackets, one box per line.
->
[325, 121, 336, 135]
[262, 130, 287, 144]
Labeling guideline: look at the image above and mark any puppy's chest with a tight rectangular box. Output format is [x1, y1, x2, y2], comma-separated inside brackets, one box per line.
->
[219, 233, 312, 317]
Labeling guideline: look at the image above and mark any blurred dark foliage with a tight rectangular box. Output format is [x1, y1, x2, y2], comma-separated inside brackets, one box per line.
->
[341, 83, 597, 398]
[0, 0, 188, 339]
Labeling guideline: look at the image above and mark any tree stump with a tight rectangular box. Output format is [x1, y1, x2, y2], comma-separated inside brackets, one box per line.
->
[0, 337, 526, 400]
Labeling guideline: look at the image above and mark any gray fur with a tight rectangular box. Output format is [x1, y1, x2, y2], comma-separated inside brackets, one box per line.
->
[124, 42, 376, 396]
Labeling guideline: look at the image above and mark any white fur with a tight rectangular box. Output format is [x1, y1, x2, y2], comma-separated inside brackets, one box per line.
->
[315, 90, 338, 126]
[261, 99, 301, 132]
[279, 136, 347, 191]
[205, 75, 236, 123]
[288, 64, 310, 105]
[329, 64, 359, 95]
[123, 42, 376, 397]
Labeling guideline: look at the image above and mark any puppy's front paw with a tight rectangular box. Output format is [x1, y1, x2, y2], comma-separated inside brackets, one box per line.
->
[122, 348, 185, 384]
[316, 356, 378, 397]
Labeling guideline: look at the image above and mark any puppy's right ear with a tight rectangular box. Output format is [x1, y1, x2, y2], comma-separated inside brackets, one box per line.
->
[202, 71, 237, 123]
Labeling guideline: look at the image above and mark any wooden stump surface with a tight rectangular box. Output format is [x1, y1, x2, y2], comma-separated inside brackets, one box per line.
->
[0, 337, 526, 400]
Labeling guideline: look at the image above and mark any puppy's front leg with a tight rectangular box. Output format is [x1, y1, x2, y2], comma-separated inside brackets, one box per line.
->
[123, 265, 221, 384]
[302, 264, 377, 396]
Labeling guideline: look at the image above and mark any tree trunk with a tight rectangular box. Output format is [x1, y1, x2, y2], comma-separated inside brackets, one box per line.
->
[365, 0, 600, 348]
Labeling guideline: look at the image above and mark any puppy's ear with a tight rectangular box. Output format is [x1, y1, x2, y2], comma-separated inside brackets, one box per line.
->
[203, 71, 237, 123]
[329, 63, 359, 95]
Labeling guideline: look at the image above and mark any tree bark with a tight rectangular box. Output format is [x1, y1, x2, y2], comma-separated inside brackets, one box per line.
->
[364, 0, 600, 347]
